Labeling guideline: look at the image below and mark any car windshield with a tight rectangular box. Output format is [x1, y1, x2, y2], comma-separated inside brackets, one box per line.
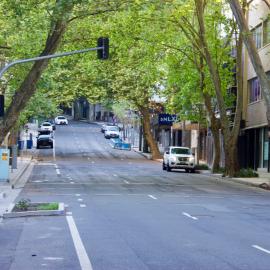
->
[58, 116, 65, 119]
[38, 135, 51, 139]
[171, 148, 191, 155]
[108, 126, 119, 131]
[42, 123, 51, 126]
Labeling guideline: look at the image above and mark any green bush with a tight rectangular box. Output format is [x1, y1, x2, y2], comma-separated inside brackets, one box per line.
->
[15, 199, 31, 211]
[195, 164, 209, 170]
[234, 168, 258, 178]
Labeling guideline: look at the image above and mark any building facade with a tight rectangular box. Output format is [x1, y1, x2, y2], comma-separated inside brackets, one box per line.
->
[240, 0, 270, 171]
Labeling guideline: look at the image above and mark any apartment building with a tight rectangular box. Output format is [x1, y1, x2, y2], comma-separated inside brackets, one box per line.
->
[239, 0, 270, 171]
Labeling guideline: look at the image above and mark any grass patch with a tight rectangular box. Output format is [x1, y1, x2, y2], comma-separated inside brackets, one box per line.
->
[37, 202, 59, 210]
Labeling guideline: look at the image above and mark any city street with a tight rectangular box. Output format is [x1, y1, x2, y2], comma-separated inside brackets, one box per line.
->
[1, 121, 270, 270]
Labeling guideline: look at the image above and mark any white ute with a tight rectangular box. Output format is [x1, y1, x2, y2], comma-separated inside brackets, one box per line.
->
[163, 146, 195, 173]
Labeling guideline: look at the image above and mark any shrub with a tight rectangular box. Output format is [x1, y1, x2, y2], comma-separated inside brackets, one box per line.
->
[195, 164, 209, 170]
[234, 168, 258, 178]
[15, 199, 31, 211]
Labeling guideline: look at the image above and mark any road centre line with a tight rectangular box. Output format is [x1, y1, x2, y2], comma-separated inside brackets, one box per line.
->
[182, 212, 198, 220]
[252, 245, 270, 255]
[66, 216, 93, 270]
[148, 194, 157, 200]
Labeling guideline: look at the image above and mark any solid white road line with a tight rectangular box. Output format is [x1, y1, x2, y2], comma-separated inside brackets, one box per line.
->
[252, 245, 270, 254]
[53, 139, 56, 161]
[182, 212, 198, 220]
[148, 195, 157, 200]
[66, 216, 93, 270]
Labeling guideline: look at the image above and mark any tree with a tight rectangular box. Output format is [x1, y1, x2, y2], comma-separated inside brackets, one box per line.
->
[0, 0, 131, 145]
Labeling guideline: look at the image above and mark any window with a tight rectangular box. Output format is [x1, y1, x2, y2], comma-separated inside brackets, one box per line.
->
[263, 19, 270, 46]
[171, 148, 191, 155]
[249, 78, 261, 103]
[252, 24, 262, 49]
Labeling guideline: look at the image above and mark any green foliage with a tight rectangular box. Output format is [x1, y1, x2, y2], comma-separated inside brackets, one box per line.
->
[234, 168, 259, 178]
[15, 198, 31, 211]
[195, 164, 209, 170]
[37, 202, 58, 210]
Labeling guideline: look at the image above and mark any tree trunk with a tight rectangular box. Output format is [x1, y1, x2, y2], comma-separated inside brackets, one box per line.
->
[0, 1, 74, 144]
[224, 137, 240, 177]
[140, 107, 161, 159]
[211, 121, 221, 173]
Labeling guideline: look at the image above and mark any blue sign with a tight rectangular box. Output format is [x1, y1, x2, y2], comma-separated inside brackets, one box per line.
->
[0, 149, 10, 181]
[158, 114, 177, 126]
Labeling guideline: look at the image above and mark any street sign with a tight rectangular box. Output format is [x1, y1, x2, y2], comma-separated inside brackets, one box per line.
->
[0, 148, 10, 181]
[158, 114, 177, 126]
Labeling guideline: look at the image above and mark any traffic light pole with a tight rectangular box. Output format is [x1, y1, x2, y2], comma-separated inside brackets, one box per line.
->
[0, 46, 103, 80]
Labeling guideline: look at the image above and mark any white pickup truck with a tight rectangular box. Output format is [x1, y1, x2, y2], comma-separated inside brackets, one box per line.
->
[163, 146, 195, 173]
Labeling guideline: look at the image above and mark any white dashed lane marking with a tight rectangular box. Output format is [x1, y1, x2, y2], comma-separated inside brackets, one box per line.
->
[148, 195, 157, 200]
[252, 245, 270, 255]
[182, 212, 198, 220]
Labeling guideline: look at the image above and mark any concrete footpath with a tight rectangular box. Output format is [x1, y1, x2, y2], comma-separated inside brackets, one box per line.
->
[0, 123, 37, 218]
[133, 148, 270, 191]
[0, 156, 34, 218]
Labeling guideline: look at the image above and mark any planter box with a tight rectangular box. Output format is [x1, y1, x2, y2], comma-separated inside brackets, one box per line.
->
[3, 202, 65, 218]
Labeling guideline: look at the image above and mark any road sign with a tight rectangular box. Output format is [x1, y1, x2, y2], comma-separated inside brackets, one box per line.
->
[0, 148, 10, 181]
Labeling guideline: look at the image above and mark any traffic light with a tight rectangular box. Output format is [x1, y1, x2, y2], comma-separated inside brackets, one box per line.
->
[97, 37, 109, 60]
[0, 95, 4, 117]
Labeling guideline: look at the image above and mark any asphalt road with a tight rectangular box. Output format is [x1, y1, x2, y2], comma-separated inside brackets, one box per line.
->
[1, 121, 270, 270]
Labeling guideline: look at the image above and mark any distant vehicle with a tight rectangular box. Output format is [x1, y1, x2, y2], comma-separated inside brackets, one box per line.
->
[104, 126, 120, 139]
[163, 146, 195, 173]
[55, 116, 68, 125]
[45, 119, 56, 130]
[40, 122, 53, 132]
[37, 129, 53, 138]
[101, 123, 115, 133]
[37, 135, 53, 149]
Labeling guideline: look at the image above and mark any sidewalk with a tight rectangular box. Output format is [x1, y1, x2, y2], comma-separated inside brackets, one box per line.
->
[133, 148, 270, 191]
[0, 123, 37, 218]
[0, 156, 34, 218]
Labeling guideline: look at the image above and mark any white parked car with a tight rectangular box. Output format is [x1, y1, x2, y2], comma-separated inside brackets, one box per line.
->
[40, 122, 53, 132]
[104, 126, 120, 139]
[163, 146, 195, 173]
[55, 116, 68, 125]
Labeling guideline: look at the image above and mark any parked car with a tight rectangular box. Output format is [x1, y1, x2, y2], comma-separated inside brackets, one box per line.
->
[40, 122, 53, 132]
[163, 146, 195, 173]
[37, 135, 53, 149]
[104, 126, 120, 139]
[101, 123, 115, 133]
[55, 116, 68, 125]
[45, 119, 56, 130]
[37, 129, 53, 138]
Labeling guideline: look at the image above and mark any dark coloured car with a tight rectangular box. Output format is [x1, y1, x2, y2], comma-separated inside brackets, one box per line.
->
[37, 129, 53, 137]
[37, 135, 53, 149]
